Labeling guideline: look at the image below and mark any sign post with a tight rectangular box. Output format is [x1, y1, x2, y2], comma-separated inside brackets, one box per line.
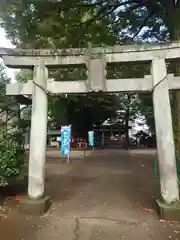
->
[61, 125, 71, 164]
[88, 131, 94, 149]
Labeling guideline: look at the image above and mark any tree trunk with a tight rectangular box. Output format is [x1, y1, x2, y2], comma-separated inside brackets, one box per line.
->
[171, 78, 180, 156]
[124, 108, 130, 150]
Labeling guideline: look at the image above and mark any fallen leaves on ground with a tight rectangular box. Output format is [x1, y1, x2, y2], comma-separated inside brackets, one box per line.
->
[0, 205, 9, 219]
[159, 219, 170, 224]
[143, 208, 156, 214]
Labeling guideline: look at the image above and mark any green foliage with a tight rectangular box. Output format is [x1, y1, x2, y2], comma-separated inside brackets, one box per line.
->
[0, 64, 25, 187]
[107, 92, 141, 147]
[16, 69, 33, 83]
[108, 93, 141, 124]
[0, 64, 10, 104]
[139, 93, 155, 133]
[0, 1, 119, 48]
[0, 128, 24, 186]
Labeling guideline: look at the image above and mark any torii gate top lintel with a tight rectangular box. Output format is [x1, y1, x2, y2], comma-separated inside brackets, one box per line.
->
[1, 41, 180, 69]
[0, 41, 180, 57]
[3, 42, 180, 95]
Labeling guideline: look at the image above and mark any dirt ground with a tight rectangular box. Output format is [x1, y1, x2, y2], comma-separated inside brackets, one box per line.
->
[0, 149, 180, 240]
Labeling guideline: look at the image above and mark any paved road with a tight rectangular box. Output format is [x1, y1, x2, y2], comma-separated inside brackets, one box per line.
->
[0, 149, 179, 239]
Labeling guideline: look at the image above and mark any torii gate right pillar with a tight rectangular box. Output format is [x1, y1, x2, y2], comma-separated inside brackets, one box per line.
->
[152, 58, 179, 203]
[152, 58, 180, 220]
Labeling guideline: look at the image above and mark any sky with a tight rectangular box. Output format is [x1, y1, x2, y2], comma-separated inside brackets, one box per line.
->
[0, 27, 18, 82]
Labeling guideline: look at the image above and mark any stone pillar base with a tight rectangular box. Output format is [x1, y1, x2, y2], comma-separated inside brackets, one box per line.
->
[19, 196, 51, 215]
[156, 199, 180, 222]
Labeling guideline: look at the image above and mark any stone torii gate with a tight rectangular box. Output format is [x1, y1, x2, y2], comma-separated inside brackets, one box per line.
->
[1, 43, 180, 219]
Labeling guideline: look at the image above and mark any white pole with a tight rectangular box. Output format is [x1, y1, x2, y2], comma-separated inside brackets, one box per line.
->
[28, 61, 48, 199]
[151, 58, 179, 204]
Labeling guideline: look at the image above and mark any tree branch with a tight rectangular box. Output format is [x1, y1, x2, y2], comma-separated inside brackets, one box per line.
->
[105, 0, 150, 26]
[74, 0, 107, 7]
[131, 11, 155, 40]
[126, 0, 149, 13]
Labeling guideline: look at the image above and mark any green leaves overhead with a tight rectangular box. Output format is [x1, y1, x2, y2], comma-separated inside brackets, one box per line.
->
[0, 0, 119, 48]
[1, 0, 180, 46]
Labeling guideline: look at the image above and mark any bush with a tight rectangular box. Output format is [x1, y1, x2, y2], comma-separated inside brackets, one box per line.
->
[0, 127, 25, 186]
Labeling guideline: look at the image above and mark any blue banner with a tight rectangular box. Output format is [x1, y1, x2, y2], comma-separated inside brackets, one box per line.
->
[61, 125, 71, 156]
[88, 131, 94, 147]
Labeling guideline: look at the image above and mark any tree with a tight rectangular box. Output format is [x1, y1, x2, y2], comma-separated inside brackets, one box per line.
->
[107, 92, 141, 148]
[139, 92, 155, 133]
[120, 93, 140, 148]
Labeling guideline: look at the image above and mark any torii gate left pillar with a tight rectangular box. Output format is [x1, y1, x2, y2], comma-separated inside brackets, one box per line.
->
[28, 61, 48, 201]
[23, 61, 51, 215]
